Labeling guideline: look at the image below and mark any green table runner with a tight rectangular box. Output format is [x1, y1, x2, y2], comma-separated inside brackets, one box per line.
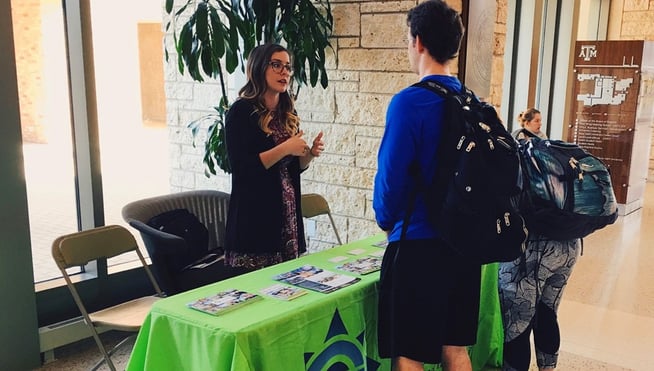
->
[127, 235, 503, 370]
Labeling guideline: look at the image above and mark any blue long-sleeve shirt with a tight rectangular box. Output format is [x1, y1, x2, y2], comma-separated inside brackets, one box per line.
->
[373, 75, 462, 243]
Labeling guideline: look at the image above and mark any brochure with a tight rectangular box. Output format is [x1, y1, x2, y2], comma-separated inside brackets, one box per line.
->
[273, 265, 360, 294]
[187, 289, 262, 316]
[336, 256, 382, 275]
[260, 283, 308, 301]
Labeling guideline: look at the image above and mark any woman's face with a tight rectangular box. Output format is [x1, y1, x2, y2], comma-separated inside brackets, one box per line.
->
[525, 113, 542, 133]
[265, 51, 292, 95]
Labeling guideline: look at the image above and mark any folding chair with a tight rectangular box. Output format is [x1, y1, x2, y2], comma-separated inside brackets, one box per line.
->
[301, 193, 343, 245]
[52, 225, 163, 371]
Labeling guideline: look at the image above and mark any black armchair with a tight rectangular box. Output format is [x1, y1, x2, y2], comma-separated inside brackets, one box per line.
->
[122, 190, 241, 295]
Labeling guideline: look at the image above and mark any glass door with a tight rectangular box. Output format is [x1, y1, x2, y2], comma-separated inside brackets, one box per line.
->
[12, 0, 79, 282]
[12, 0, 170, 283]
[89, 0, 170, 269]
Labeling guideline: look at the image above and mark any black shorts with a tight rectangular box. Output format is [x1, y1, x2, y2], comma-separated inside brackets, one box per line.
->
[377, 238, 481, 364]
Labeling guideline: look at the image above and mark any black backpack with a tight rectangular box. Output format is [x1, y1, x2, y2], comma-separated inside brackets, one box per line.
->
[147, 208, 209, 270]
[517, 136, 619, 240]
[406, 80, 527, 265]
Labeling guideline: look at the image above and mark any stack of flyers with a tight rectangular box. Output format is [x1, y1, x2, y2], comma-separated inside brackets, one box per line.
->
[187, 289, 262, 315]
[260, 283, 307, 301]
[336, 256, 382, 275]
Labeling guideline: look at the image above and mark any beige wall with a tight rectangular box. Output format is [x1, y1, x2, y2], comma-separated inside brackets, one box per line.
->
[608, 0, 654, 180]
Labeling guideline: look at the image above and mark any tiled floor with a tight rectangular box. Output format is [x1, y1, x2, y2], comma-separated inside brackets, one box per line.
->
[554, 182, 654, 370]
[35, 184, 654, 370]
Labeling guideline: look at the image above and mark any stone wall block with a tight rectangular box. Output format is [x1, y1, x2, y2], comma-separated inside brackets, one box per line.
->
[355, 125, 385, 138]
[337, 37, 360, 48]
[335, 92, 390, 127]
[170, 169, 195, 188]
[624, 0, 650, 11]
[364, 196, 376, 221]
[169, 143, 182, 169]
[329, 187, 369, 218]
[332, 4, 361, 37]
[361, 13, 406, 48]
[169, 124, 195, 144]
[355, 136, 381, 169]
[166, 82, 194, 100]
[312, 164, 376, 189]
[329, 70, 360, 82]
[179, 152, 203, 173]
[360, 72, 415, 94]
[308, 111, 336, 123]
[296, 85, 335, 115]
[361, 1, 416, 13]
[192, 83, 223, 109]
[195, 173, 230, 193]
[622, 10, 654, 22]
[338, 49, 408, 71]
[333, 81, 360, 92]
[307, 122, 356, 156]
[306, 153, 355, 168]
[347, 217, 380, 242]
[621, 21, 654, 36]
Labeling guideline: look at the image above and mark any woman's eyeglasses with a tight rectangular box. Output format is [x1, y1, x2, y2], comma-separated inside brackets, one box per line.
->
[268, 61, 294, 75]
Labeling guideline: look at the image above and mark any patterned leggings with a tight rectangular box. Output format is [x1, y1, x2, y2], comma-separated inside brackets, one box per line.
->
[498, 237, 580, 370]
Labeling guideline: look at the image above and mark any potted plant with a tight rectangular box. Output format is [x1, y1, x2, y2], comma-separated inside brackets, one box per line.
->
[164, 0, 334, 175]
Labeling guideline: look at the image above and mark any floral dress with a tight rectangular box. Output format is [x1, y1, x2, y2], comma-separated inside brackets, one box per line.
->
[225, 113, 299, 269]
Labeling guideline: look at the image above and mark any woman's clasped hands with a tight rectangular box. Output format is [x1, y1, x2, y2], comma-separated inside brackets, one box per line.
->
[286, 131, 324, 158]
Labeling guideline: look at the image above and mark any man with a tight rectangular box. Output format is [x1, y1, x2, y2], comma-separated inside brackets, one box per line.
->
[373, 1, 480, 370]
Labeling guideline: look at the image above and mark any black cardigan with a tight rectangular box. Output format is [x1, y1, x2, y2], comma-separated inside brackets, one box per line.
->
[224, 98, 306, 255]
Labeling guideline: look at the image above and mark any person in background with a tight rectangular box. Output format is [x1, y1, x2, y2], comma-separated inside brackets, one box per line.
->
[498, 108, 581, 370]
[373, 1, 479, 370]
[224, 43, 324, 272]
[513, 108, 547, 140]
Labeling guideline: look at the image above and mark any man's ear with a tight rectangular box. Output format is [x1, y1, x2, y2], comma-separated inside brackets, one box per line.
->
[414, 35, 425, 53]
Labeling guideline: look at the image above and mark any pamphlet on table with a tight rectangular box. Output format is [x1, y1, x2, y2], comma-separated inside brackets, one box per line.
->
[187, 289, 262, 315]
[273, 265, 360, 293]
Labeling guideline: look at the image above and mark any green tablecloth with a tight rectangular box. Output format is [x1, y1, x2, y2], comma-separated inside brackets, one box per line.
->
[127, 235, 503, 370]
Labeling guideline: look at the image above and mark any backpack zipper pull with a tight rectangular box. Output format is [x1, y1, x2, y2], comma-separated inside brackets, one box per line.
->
[478, 122, 491, 132]
[466, 142, 476, 152]
[569, 158, 584, 181]
[487, 139, 495, 150]
[496, 219, 502, 234]
[504, 212, 511, 226]
[457, 136, 466, 150]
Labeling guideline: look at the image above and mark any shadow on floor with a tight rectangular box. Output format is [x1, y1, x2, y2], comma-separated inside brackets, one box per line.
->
[35, 331, 133, 371]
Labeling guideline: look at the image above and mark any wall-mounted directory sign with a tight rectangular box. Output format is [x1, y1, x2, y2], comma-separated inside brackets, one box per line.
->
[567, 40, 654, 214]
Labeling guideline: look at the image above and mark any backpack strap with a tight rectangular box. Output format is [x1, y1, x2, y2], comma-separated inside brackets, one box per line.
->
[400, 80, 475, 241]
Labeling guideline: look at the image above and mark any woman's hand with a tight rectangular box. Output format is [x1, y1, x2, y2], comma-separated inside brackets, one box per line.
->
[285, 131, 310, 157]
[309, 132, 324, 157]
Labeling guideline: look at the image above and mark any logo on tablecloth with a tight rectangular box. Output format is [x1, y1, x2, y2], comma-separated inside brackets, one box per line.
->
[304, 309, 380, 370]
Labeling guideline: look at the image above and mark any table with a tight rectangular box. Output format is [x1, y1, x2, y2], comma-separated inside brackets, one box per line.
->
[127, 235, 503, 370]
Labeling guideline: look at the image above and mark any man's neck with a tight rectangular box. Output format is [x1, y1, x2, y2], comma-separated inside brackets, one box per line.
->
[418, 59, 451, 80]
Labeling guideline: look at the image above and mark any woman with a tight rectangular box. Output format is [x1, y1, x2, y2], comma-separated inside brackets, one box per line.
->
[512, 108, 547, 140]
[498, 109, 580, 371]
[224, 43, 324, 271]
